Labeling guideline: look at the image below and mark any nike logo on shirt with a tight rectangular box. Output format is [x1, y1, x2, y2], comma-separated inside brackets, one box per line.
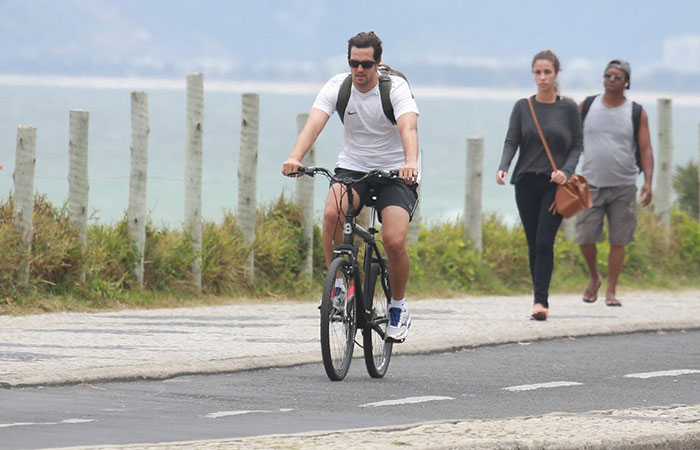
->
[347, 111, 357, 115]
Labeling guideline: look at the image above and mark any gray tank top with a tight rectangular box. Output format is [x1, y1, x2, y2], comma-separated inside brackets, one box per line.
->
[581, 96, 638, 187]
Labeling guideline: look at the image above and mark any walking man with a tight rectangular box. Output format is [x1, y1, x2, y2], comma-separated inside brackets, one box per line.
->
[282, 31, 419, 341]
[577, 59, 654, 306]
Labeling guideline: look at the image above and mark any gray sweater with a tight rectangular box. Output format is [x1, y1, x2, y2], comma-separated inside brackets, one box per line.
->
[499, 96, 583, 185]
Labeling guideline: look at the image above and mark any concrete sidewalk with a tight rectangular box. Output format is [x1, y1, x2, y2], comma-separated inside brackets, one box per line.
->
[1, 289, 699, 387]
[3, 289, 700, 450]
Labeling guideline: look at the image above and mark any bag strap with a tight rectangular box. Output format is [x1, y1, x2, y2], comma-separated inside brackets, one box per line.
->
[632, 101, 642, 170]
[335, 74, 353, 124]
[580, 95, 597, 123]
[378, 74, 395, 125]
[526, 97, 558, 172]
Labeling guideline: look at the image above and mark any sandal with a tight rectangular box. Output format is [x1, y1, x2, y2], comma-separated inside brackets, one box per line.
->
[529, 311, 548, 321]
[529, 305, 548, 321]
[605, 298, 622, 307]
[582, 278, 602, 303]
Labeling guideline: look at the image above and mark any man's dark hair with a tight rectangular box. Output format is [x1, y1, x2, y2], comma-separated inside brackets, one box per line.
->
[347, 31, 383, 62]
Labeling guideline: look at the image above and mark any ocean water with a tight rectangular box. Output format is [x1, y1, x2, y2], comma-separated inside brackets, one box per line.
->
[1, 80, 699, 227]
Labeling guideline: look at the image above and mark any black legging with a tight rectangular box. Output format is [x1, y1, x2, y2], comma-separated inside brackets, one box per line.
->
[514, 173, 563, 308]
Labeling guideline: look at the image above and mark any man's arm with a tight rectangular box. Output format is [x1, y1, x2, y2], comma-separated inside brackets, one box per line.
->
[637, 109, 654, 207]
[396, 112, 419, 184]
[281, 108, 330, 176]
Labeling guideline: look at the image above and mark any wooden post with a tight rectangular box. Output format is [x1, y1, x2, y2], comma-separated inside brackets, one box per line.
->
[656, 98, 673, 230]
[237, 93, 259, 283]
[464, 136, 484, 251]
[68, 110, 89, 284]
[294, 113, 315, 280]
[185, 73, 204, 293]
[13, 125, 37, 289]
[127, 91, 149, 287]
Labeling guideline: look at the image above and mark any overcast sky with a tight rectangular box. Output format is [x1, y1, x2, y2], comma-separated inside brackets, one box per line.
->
[2, 0, 700, 90]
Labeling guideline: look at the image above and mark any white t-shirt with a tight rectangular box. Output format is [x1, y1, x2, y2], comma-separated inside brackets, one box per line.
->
[312, 73, 420, 178]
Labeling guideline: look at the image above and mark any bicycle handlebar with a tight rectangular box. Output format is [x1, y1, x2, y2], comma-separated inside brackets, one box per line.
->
[288, 166, 401, 185]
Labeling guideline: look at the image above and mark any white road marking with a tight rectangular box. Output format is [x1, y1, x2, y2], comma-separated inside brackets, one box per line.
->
[0, 419, 94, 429]
[624, 369, 700, 379]
[503, 381, 583, 392]
[206, 408, 294, 418]
[359, 396, 454, 408]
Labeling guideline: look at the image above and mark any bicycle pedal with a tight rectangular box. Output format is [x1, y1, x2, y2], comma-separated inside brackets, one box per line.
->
[385, 337, 405, 344]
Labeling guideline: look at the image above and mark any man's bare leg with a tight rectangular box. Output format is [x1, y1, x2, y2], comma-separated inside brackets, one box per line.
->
[579, 243, 603, 302]
[379, 206, 410, 300]
[605, 244, 625, 306]
[322, 184, 360, 267]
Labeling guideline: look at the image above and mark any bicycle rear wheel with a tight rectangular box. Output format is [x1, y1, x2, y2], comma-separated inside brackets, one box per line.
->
[320, 257, 356, 381]
[363, 261, 393, 378]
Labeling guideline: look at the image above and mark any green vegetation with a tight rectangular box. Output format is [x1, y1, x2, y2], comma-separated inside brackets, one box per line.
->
[673, 160, 699, 220]
[1, 192, 699, 315]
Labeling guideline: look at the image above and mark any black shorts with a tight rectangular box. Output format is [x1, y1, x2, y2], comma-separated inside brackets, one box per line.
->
[332, 168, 419, 222]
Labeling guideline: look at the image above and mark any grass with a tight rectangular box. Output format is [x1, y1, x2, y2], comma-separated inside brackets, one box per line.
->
[1, 193, 699, 315]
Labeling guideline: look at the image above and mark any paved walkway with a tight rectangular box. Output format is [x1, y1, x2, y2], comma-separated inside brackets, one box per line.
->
[3, 289, 700, 449]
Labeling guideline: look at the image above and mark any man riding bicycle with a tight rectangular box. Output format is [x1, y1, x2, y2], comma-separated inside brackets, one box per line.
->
[282, 31, 420, 342]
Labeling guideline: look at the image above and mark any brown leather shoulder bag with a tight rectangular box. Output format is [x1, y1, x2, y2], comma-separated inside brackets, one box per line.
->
[526, 97, 591, 218]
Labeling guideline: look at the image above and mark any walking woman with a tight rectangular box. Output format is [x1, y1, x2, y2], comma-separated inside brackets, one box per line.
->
[496, 50, 583, 321]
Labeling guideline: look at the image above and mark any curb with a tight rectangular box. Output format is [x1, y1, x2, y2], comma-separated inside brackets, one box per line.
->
[48, 404, 700, 450]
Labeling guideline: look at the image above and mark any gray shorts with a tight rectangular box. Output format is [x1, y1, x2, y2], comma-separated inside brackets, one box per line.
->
[575, 184, 638, 245]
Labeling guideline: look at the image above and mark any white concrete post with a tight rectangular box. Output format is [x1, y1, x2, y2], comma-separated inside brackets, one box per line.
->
[464, 136, 484, 251]
[185, 73, 204, 293]
[68, 110, 90, 284]
[13, 125, 37, 289]
[561, 218, 576, 242]
[237, 93, 259, 283]
[127, 91, 149, 287]
[656, 98, 673, 230]
[294, 113, 315, 280]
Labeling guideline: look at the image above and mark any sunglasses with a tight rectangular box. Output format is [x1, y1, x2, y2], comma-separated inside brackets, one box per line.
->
[348, 59, 376, 69]
[604, 73, 625, 82]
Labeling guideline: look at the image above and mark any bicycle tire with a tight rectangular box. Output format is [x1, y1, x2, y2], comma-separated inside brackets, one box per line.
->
[363, 261, 393, 378]
[320, 257, 356, 381]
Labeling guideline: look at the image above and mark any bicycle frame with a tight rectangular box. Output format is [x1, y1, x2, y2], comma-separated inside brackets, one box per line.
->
[334, 185, 390, 337]
[289, 166, 397, 379]
[292, 166, 395, 338]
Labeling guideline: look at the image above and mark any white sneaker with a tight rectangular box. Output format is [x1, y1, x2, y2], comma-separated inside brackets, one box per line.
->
[386, 307, 411, 342]
[319, 279, 347, 311]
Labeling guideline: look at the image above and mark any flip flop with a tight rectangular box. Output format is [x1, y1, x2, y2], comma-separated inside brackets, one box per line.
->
[582, 278, 602, 303]
[529, 310, 548, 321]
[605, 298, 622, 307]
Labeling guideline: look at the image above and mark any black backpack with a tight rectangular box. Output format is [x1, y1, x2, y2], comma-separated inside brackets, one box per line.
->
[335, 64, 412, 126]
[581, 94, 643, 171]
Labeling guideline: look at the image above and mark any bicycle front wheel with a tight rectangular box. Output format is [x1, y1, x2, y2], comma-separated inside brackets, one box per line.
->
[363, 261, 393, 378]
[320, 257, 356, 381]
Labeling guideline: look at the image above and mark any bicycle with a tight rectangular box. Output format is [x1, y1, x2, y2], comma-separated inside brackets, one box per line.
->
[290, 166, 397, 381]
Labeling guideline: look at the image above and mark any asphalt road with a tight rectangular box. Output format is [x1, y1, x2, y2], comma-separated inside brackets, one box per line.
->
[2, 330, 699, 450]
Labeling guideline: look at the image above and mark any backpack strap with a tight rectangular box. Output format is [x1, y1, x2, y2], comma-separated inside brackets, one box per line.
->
[378, 74, 396, 125]
[335, 74, 353, 124]
[580, 95, 597, 123]
[632, 101, 643, 171]
[336, 67, 406, 126]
